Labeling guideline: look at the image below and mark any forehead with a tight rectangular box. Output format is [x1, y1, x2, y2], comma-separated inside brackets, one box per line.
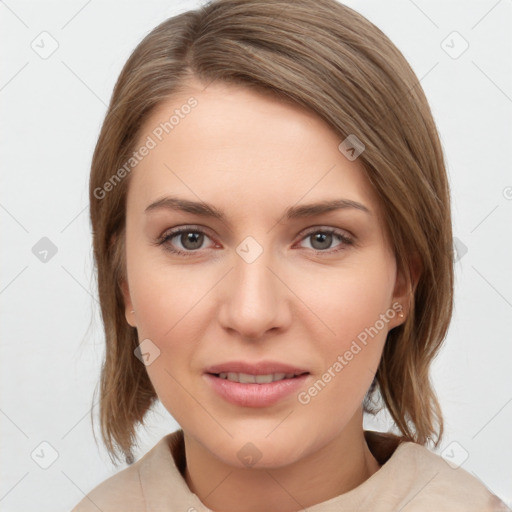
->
[127, 81, 383, 220]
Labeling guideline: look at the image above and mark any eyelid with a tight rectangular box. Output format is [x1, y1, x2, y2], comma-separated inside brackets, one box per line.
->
[300, 225, 354, 240]
[156, 224, 355, 256]
[155, 224, 217, 249]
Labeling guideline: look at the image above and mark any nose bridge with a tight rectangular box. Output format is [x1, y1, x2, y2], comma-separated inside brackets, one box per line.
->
[219, 234, 287, 337]
[234, 233, 279, 309]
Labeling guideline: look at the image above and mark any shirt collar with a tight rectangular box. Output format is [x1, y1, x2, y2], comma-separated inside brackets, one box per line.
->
[138, 428, 405, 511]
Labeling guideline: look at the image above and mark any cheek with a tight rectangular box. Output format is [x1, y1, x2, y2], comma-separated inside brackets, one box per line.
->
[124, 243, 199, 405]
[131, 271, 199, 372]
[128, 264, 204, 426]
[301, 259, 395, 400]
[126, 240, 203, 342]
[304, 254, 396, 342]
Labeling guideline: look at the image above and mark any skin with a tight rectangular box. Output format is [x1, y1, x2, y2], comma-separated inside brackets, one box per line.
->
[121, 78, 413, 512]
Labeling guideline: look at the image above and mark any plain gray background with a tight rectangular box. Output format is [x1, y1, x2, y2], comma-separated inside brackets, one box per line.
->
[1, 0, 511, 510]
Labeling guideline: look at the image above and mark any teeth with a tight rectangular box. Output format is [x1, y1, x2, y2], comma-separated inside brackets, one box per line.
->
[217, 372, 296, 383]
[239, 373, 256, 383]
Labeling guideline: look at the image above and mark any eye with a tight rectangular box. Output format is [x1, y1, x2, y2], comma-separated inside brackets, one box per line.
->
[297, 228, 354, 254]
[154, 225, 355, 257]
[155, 226, 215, 256]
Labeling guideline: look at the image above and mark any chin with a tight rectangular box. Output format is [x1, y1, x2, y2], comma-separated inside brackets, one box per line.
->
[207, 430, 312, 470]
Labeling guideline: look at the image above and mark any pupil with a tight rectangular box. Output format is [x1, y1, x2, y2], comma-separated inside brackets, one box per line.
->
[312, 232, 331, 250]
[182, 232, 203, 250]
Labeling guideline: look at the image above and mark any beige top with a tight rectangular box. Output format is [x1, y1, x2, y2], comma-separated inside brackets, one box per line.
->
[71, 429, 509, 511]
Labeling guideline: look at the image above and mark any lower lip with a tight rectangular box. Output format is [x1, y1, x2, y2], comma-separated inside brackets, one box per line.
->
[204, 373, 310, 408]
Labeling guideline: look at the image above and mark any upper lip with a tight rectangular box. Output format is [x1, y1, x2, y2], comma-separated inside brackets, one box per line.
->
[204, 360, 310, 376]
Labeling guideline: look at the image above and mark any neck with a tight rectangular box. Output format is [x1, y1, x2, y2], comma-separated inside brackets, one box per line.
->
[183, 416, 381, 512]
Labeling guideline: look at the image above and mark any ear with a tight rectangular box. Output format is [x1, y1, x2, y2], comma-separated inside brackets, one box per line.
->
[389, 252, 422, 329]
[111, 231, 136, 328]
[120, 278, 136, 328]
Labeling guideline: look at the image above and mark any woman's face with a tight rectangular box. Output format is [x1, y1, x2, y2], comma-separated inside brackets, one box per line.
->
[121, 78, 408, 468]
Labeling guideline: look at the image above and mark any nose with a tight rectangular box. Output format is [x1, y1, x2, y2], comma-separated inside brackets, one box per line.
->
[217, 243, 291, 340]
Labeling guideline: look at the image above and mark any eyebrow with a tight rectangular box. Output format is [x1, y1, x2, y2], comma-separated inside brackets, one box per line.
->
[144, 196, 371, 221]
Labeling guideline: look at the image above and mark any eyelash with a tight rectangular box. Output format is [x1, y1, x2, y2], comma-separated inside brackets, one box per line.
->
[155, 225, 355, 257]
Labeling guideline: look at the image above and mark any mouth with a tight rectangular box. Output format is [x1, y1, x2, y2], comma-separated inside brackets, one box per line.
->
[208, 371, 309, 384]
[203, 361, 311, 407]
[204, 372, 310, 408]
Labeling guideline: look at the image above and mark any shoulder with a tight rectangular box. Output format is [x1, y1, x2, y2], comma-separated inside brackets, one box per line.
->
[69, 459, 143, 512]
[69, 435, 174, 512]
[390, 441, 510, 511]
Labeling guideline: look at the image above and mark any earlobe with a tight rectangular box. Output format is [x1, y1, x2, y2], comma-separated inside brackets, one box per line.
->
[120, 279, 136, 327]
[391, 253, 422, 326]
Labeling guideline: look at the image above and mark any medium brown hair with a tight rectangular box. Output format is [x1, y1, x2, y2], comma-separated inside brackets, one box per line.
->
[88, 0, 453, 465]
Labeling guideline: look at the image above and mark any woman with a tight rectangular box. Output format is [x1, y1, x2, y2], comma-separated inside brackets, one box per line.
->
[72, 0, 509, 510]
